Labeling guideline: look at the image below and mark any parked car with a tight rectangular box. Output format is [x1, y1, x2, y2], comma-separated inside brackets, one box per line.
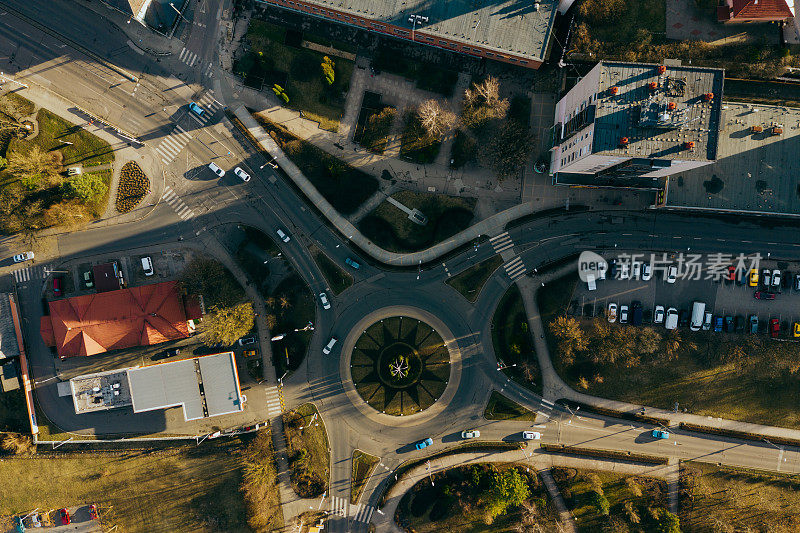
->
[89, 504, 99, 520]
[794, 322, 800, 338]
[653, 305, 665, 324]
[208, 162, 225, 177]
[83, 270, 94, 288]
[726, 265, 736, 283]
[415, 437, 433, 450]
[772, 269, 782, 288]
[14, 516, 24, 533]
[319, 292, 331, 310]
[53, 276, 62, 296]
[461, 429, 480, 439]
[702, 311, 712, 331]
[795, 274, 800, 291]
[666, 265, 678, 284]
[642, 308, 653, 324]
[243, 349, 259, 358]
[770, 318, 780, 338]
[754, 291, 776, 300]
[12, 251, 34, 263]
[522, 431, 541, 440]
[749, 314, 759, 334]
[607, 303, 618, 323]
[59, 509, 70, 525]
[713, 316, 724, 332]
[345, 257, 360, 269]
[678, 309, 690, 328]
[238, 336, 257, 346]
[631, 301, 643, 326]
[619, 262, 630, 280]
[641, 262, 652, 281]
[619, 305, 629, 324]
[234, 167, 251, 182]
[652, 429, 670, 440]
[141, 256, 154, 276]
[734, 315, 745, 333]
[188, 101, 206, 117]
[748, 269, 759, 287]
[608, 259, 618, 279]
[665, 308, 679, 330]
[276, 228, 290, 242]
[632, 262, 641, 280]
[762, 269, 771, 287]
[781, 271, 792, 290]
[724, 316, 734, 333]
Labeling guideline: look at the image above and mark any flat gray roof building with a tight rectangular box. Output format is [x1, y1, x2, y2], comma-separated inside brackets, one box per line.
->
[258, 0, 559, 68]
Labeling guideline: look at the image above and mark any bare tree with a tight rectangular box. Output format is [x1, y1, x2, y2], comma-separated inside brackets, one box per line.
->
[8, 145, 60, 188]
[462, 76, 510, 127]
[417, 99, 457, 138]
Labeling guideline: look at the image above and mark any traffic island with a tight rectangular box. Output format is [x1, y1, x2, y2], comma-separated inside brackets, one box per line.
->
[351, 316, 450, 416]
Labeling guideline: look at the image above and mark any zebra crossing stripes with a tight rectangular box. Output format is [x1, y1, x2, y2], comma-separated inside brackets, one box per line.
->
[202, 62, 214, 78]
[330, 496, 347, 517]
[504, 256, 527, 281]
[352, 503, 376, 524]
[189, 92, 221, 125]
[178, 47, 199, 67]
[490, 231, 514, 254]
[265, 386, 282, 416]
[154, 125, 192, 165]
[11, 264, 48, 283]
[537, 397, 555, 419]
[162, 186, 195, 220]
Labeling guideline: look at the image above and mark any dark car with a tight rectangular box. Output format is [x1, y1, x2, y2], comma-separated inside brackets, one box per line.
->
[608, 259, 618, 278]
[584, 304, 595, 318]
[631, 301, 643, 326]
[770, 318, 780, 338]
[151, 348, 179, 361]
[678, 310, 690, 327]
[734, 315, 745, 332]
[749, 314, 759, 334]
[345, 257, 361, 270]
[724, 316, 735, 333]
[642, 309, 653, 324]
[714, 316, 724, 332]
[781, 271, 792, 290]
[754, 291, 776, 300]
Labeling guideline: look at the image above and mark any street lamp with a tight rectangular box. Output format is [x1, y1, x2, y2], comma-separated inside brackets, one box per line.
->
[169, 2, 187, 22]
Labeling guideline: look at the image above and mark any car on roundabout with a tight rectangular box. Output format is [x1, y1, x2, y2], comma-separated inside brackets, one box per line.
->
[415, 437, 433, 450]
[652, 429, 670, 440]
[461, 429, 480, 439]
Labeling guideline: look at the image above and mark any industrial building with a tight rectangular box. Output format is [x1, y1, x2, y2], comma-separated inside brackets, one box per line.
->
[550, 61, 724, 188]
[256, 0, 561, 69]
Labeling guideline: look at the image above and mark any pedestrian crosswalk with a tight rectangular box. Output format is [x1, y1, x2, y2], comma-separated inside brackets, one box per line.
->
[162, 186, 195, 220]
[202, 62, 214, 78]
[189, 92, 221, 125]
[265, 386, 282, 417]
[352, 503, 376, 524]
[490, 231, 515, 254]
[11, 264, 49, 283]
[537, 397, 555, 420]
[178, 47, 199, 67]
[154, 124, 192, 165]
[504, 256, 527, 281]
[330, 496, 347, 517]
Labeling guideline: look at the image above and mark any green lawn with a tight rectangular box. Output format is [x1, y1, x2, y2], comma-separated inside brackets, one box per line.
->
[283, 404, 329, 498]
[0, 440, 251, 532]
[310, 245, 353, 295]
[551, 468, 675, 533]
[351, 449, 380, 504]
[241, 20, 354, 131]
[253, 113, 378, 215]
[483, 391, 536, 422]
[491, 285, 542, 395]
[446, 255, 502, 303]
[358, 190, 475, 253]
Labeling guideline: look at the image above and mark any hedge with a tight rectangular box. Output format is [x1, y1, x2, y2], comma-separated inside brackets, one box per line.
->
[556, 399, 671, 427]
[679, 422, 800, 448]
[540, 443, 669, 465]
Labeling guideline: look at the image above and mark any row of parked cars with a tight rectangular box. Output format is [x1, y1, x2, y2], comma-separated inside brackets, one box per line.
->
[735, 267, 800, 291]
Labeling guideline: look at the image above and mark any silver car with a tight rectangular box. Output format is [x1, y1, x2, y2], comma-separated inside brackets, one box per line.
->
[319, 292, 331, 310]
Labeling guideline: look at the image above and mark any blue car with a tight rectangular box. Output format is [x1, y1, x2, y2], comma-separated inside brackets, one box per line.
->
[652, 429, 670, 440]
[188, 102, 206, 117]
[415, 437, 433, 450]
[345, 257, 360, 270]
[713, 316, 723, 332]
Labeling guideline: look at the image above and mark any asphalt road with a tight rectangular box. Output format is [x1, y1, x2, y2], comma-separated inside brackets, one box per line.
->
[2, 2, 800, 532]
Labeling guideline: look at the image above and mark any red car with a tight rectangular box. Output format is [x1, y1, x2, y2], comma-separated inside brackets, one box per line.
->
[770, 318, 780, 338]
[53, 276, 62, 296]
[89, 504, 98, 520]
[754, 291, 776, 300]
[727, 265, 736, 282]
[59, 508, 70, 525]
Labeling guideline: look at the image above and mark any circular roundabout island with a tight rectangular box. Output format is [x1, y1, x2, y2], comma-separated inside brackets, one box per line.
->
[350, 316, 451, 416]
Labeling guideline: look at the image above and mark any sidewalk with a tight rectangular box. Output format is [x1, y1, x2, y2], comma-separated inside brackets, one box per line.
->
[74, 0, 179, 56]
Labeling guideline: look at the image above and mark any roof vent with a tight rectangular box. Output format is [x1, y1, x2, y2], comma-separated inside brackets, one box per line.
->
[703, 92, 714, 102]
[667, 102, 677, 111]
[658, 65, 667, 75]
[609, 86, 619, 96]
[619, 137, 630, 147]
[648, 82, 658, 91]
[683, 141, 695, 151]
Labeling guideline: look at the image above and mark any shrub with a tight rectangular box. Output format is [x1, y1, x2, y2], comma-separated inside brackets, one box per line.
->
[63, 172, 107, 201]
[321, 56, 335, 85]
[115, 161, 149, 213]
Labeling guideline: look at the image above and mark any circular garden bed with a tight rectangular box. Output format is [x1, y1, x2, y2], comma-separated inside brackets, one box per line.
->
[351, 316, 450, 416]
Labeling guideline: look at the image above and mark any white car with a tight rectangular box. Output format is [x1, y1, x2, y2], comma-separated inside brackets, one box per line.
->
[13, 251, 34, 263]
[319, 292, 331, 310]
[653, 305, 665, 324]
[665, 307, 679, 330]
[461, 429, 480, 439]
[772, 269, 781, 287]
[276, 228, 290, 243]
[702, 311, 713, 331]
[619, 263, 630, 280]
[522, 431, 541, 440]
[234, 167, 251, 182]
[641, 262, 652, 281]
[208, 162, 225, 177]
[619, 305, 629, 324]
[632, 262, 641, 280]
[607, 303, 618, 323]
[666, 265, 678, 284]
[322, 337, 338, 355]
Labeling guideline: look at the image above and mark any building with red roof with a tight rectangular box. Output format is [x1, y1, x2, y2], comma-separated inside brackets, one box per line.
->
[40, 281, 190, 359]
[717, 0, 793, 23]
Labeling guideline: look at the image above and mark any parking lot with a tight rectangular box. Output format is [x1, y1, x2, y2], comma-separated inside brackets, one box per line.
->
[571, 258, 800, 338]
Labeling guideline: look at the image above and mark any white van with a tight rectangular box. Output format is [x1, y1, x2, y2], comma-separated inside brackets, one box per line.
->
[689, 301, 706, 331]
[322, 337, 338, 355]
[665, 308, 679, 330]
[586, 274, 597, 291]
[141, 256, 154, 276]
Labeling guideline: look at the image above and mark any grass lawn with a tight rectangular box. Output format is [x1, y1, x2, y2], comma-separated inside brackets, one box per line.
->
[483, 391, 536, 422]
[241, 20, 354, 131]
[491, 285, 542, 395]
[0, 387, 28, 434]
[680, 462, 800, 531]
[447, 255, 502, 302]
[399, 112, 441, 164]
[310, 244, 353, 295]
[0, 439, 252, 532]
[396, 463, 558, 532]
[551, 468, 674, 532]
[540, 273, 800, 429]
[358, 190, 475, 253]
[253, 113, 378, 215]
[351, 449, 380, 504]
[283, 403, 329, 498]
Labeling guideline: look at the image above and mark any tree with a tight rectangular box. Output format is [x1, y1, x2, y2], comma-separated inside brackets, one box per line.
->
[200, 302, 256, 346]
[265, 314, 277, 329]
[589, 489, 610, 516]
[63, 172, 107, 201]
[417, 99, 457, 138]
[550, 316, 588, 365]
[486, 468, 530, 518]
[272, 84, 289, 104]
[8, 145, 59, 188]
[654, 509, 681, 533]
[360, 106, 397, 153]
[484, 120, 534, 178]
[181, 256, 244, 308]
[462, 76, 510, 128]
[321, 56, 335, 85]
